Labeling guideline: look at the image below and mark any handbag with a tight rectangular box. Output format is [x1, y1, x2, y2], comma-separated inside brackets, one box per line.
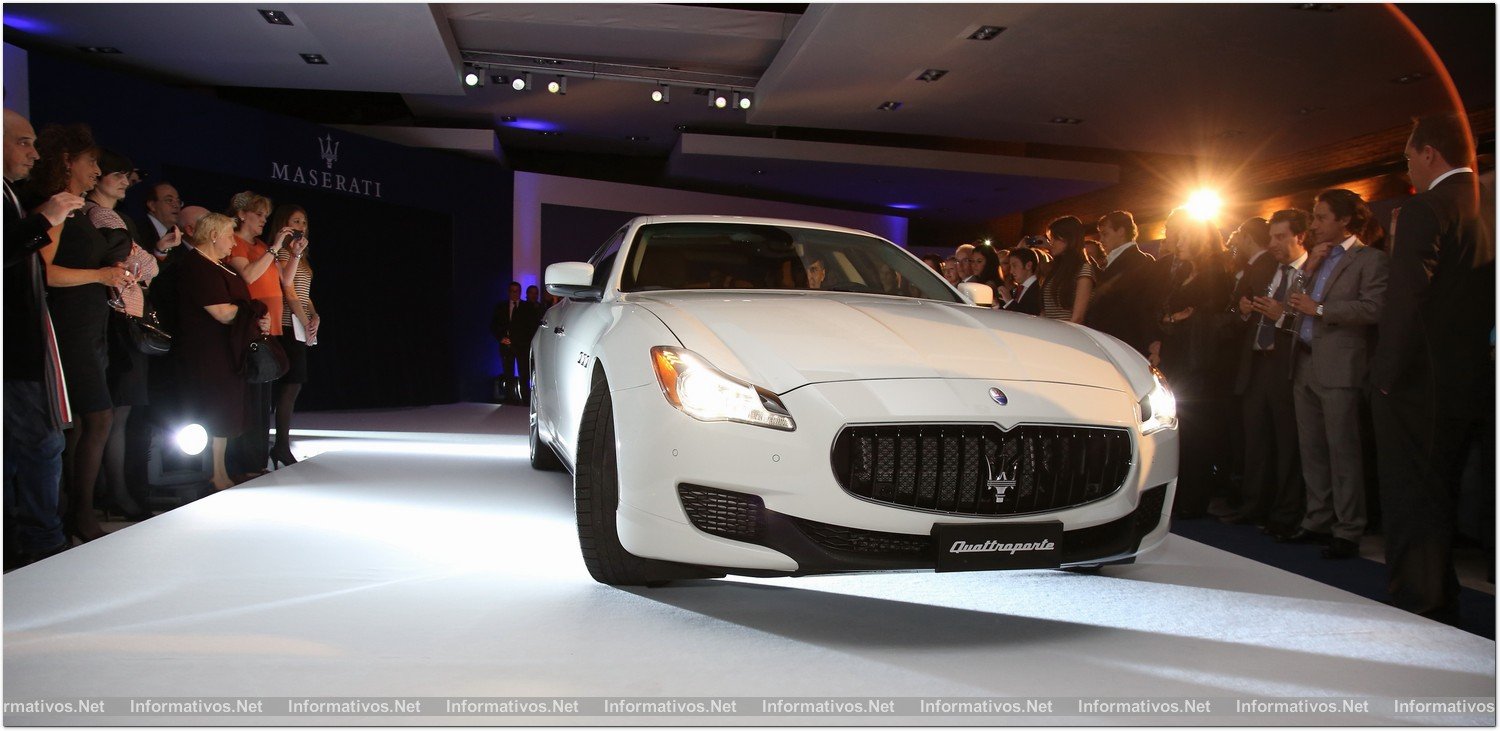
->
[244, 336, 290, 383]
[127, 304, 172, 356]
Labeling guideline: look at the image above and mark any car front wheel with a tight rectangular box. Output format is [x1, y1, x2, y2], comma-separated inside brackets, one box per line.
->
[573, 366, 722, 586]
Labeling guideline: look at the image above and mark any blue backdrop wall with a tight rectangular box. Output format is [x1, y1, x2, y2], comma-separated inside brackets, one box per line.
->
[23, 50, 514, 409]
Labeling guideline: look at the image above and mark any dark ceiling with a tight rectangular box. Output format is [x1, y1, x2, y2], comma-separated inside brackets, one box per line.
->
[3, 3, 1492, 223]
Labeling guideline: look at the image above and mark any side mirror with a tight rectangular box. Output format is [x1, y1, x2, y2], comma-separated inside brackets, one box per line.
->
[545, 262, 599, 300]
[958, 282, 995, 307]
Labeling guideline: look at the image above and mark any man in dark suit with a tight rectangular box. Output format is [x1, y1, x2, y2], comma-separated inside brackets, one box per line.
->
[1371, 113, 1495, 620]
[1229, 209, 1311, 534]
[1230, 217, 1278, 304]
[3, 108, 85, 567]
[1085, 210, 1158, 355]
[132, 181, 185, 262]
[1002, 247, 1042, 315]
[491, 281, 541, 403]
[1284, 189, 1389, 560]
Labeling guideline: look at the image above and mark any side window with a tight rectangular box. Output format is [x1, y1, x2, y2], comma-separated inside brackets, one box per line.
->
[588, 228, 626, 292]
[591, 251, 617, 291]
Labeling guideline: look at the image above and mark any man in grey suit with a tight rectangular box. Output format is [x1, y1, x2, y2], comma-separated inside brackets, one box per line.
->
[1283, 189, 1389, 559]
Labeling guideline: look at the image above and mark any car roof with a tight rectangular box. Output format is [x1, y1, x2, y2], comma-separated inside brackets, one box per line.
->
[627, 215, 887, 242]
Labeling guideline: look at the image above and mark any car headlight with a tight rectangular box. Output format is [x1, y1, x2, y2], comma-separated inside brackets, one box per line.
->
[1139, 367, 1177, 435]
[651, 346, 795, 431]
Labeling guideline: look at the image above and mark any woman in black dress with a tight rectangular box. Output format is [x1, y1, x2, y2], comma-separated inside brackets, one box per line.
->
[28, 124, 132, 542]
[173, 213, 268, 490]
[87, 149, 159, 521]
[1157, 217, 1236, 518]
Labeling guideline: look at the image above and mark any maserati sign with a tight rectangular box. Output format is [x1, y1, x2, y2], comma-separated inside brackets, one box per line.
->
[270, 134, 384, 198]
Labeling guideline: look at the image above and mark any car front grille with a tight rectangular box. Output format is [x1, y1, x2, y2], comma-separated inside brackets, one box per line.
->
[831, 424, 1133, 516]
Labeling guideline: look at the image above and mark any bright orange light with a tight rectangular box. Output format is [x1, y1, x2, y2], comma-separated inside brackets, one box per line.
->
[1185, 190, 1222, 221]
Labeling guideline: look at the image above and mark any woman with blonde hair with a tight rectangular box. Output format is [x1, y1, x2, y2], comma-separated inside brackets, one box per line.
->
[172, 213, 269, 489]
[1157, 216, 1235, 518]
[225, 191, 294, 476]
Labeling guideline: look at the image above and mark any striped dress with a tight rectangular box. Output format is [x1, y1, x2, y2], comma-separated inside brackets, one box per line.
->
[1041, 260, 1095, 320]
[276, 248, 314, 330]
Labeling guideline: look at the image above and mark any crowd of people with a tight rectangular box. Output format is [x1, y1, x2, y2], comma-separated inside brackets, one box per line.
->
[4, 109, 320, 569]
[927, 112, 1492, 623]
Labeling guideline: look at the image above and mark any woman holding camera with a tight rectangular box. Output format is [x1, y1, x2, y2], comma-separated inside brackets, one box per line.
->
[268, 204, 317, 467]
[226, 191, 290, 476]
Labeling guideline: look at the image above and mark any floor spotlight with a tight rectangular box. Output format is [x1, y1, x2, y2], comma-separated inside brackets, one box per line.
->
[651, 85, 670, 103]
[546, 76, 567, 95]
[733, 91, 752, 110]
[175, 424, 209, 456]
[462, 66, 483, 87]
[511, 73, 532, 91]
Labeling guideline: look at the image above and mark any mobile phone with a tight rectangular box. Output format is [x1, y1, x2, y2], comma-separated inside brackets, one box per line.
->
[290, 230, 304, 242]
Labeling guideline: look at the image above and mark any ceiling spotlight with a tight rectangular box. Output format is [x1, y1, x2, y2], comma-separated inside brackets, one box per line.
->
[511, 73, 532, 91]
[463, 66, 483, 87]
[877, 101, 903, 111]
[546, 76, 567, 95]
[1391, 71, 1430, 84]
[674, 124, 688, 132]
[500, 115, 516, 123]
[732, 91, 752, 110]
[1049, 116, 1084, 124]
[651, 85, 670, 103]
[916, 68, 948, 82]
[490, 74, 509, 86]
[258, 9, 293, 25]
[299, 53, 327, 65]
[967, 25, 1006, 41]
[708, 89, 728, 109]
[627, 135, 649, 142]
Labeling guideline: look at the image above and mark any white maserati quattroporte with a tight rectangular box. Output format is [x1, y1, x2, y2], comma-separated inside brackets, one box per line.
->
[531, 215, 1178, 586]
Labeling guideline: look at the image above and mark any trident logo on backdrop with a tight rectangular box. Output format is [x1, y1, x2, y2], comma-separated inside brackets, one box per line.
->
[318, 134, 340, 169]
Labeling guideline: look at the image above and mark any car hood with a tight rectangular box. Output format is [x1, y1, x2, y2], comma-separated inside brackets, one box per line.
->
[628, 291, 1133, 394]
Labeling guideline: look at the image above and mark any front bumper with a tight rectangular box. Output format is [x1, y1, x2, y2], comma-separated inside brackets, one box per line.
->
[610, 377, 1179, 575]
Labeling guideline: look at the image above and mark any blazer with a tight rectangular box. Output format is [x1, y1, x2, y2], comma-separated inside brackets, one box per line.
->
[3, 182, 55, 382]
[1292, 240, 1389, 390]
[491, 299, 542, 346]
[1372, 171, 1495, 418]
[1084, 244, 1159, 355]
[1004, 279, 1042, 315]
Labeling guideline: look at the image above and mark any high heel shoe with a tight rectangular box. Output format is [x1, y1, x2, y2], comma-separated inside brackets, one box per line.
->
[269, 446, 299, 468]
[69, 521, 109, 544]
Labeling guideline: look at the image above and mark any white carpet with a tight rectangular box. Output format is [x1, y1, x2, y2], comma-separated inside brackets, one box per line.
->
[4, 404, 1493, 726]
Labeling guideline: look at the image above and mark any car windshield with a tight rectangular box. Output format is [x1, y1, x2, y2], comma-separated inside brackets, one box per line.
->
[619, 222, 962, 303]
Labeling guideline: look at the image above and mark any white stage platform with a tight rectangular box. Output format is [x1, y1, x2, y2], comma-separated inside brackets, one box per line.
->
[4, 404, 1494, 726]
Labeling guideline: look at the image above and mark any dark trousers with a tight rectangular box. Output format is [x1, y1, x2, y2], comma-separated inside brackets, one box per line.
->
[1238, 351, 1304, 529]
[498, 341, 532, 400]
[1373, 384, 1471, 616]
[3, 380, 66, 553]
[229, 381, 271, 473]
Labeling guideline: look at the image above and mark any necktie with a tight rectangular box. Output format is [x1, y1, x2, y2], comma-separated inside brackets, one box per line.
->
[1299, 245, 1347, 345]
[1255, 265, 1293, 350]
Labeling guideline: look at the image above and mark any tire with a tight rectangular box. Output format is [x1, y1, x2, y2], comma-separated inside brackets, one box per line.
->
[528, 368, 564, 472]
[574, 367, 722, 586]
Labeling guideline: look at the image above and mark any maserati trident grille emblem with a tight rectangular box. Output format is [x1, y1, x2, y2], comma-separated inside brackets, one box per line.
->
[986, 455, 1018, 503]
[988, 387, 1008, 406]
